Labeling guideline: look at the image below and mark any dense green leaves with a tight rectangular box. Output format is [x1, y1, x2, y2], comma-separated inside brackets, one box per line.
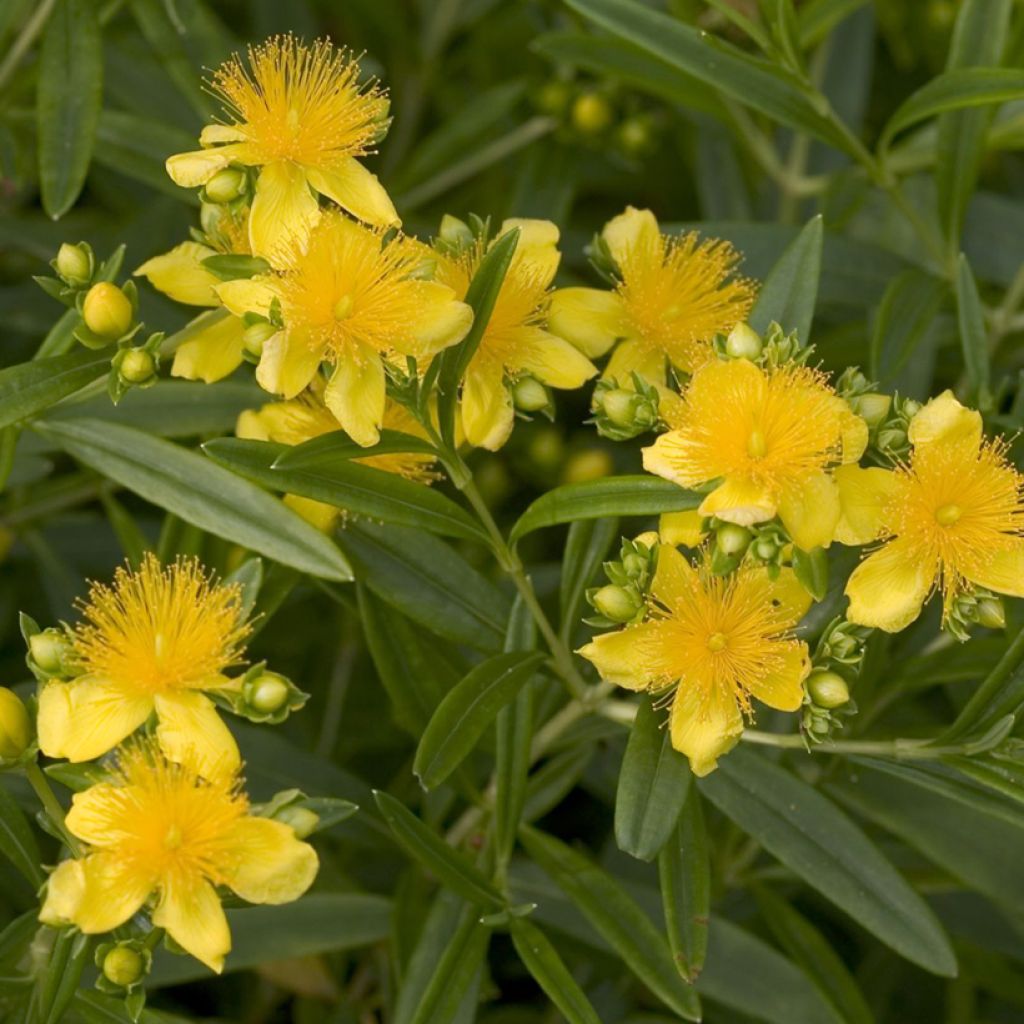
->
[749, 215, 824, 343]
[955, 253, 991, 407]
[273, 429, 438, 469]
[0, 352, 109, 431]
[0, 785, 43, 887]
[870, 269, 946, 384]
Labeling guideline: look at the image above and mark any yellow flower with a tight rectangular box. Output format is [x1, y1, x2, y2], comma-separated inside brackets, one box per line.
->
[217, 212, 473, 447]
[135, 207, 254, 384]
[642, 358, 868, 551]
[548, 207, 756, 387]
[166, 36, 396, 258]
[237, 392, 439, 530]
[578, 545, 811, 775]
[37, 555, 250, 780]
[39, 743, 317, 973]
[839, 390, 1024, 632]
[433, 219, 597, 450]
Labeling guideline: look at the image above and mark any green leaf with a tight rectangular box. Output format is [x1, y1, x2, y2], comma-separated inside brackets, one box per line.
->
[658, 793, 710, 983]
[273, 429, 438, 470]
[374, 791, 504, 909]
[955, 253, 992, 408]
[93, 110, 198, 200]
[879, 68, 1024, 153]
[797, 0, 870, 48]
[204, 437, 487, 543]
[438, 229, 520, 444]
[699, 746, 957, 976]
[510, 477, 699, 545]
[0, 351, 110, 431]
[559, 517, 619, 638]
[615, 697, 692, 861]
[753, 885, 874, 1024]
[520, 826, 701, 1020]
[34, 419, 353, 581]
[37, 0, 103, 219]
[565, 0, 865, 158]
[749, 215, 824, 343]
[414, 651, 546, 790]
[509, 917, 602, 1024]
[792, 547, 829, 601]
[869, 269, 946, 384]
[0, 784, 44, 887]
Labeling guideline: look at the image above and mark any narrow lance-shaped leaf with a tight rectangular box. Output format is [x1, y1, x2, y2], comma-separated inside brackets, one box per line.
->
[408, 905, 489, 1024]
[0, 351, 111, 432]
[559, 517, 620, 639]
[273, 429, 438, 470]
[0, 786, 44, 887]
[869, 269, 946, 384]
[955, 253, 992, 409]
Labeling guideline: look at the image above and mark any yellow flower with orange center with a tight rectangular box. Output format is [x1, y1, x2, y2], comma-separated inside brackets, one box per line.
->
[578, 544, 811, 775]
[838, 390, 1024, 632]
[39, 742, 318, 974]
[37, 555, 250, 779]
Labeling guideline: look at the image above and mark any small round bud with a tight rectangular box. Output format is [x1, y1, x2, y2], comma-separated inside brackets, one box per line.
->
[512, 377, 549, 412]
[851, 392, 891, 428]
[247, 673, 291, 714]
[717, 523, 752, 556]
[725, 323, 763, 361]
[204, 167, 246, 204]
[528, 428, 566, 470]
[83, 283, 133, 340]
[572, 92, 613, 134]
[563, 448, 613, 484]
[438, 214, 474, 249]
[877, 427, 906, 452]
[976, 597, 1006, 630]
[535, 80, 571, 116]
[617, 117, 653, 156]
[102, 946, 145, 988]
[592, 584, 641, 623]
[242, 321, 278, 359]
[903, 399, 922, 418]
[0, 688, 30, 760]
[200, 202, 226, 237]
[119, 349, 156, 385]
[29, 630, 69, 675]
[55, 243, 93, 286]
[807, 670, 850, 709]
[622, 552, 647, 578]
[602, 389, 637, 427]
[275, 805, 320, 839]
[754, 538, 778, 561]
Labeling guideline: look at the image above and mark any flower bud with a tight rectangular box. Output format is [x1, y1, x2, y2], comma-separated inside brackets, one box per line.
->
[572, 92, 613, 134]
[563, 448, 613, 484]
[245, 672, 291, 715]
[204, 167, 246, 204]
[725, 323, 763, 361]
[976, 596, 1006, 630]
[29, 629, 70, 676]
[876, 427, 907, 453]
[716, 523, 751, 556]
[0, 688, 30, 760]
[902, 399, 922, 418]
[512, 376, 550, 412]
[438, 214, 474, 250]
[591, 584, 642, 623]
[535, 80, 571, 116]
[621, 552, 648, 578]
[617, 116, 653, 156]
[102, 945, 145, 988]
[55, 243, 93, 286]
[274, 805, 320, 839]
[242, 321, 277, 359]
[851, 392, 891, 428]
[807, 670, 850, 709]
[83, 283, 133, 340]
[754, 538, 778, 561]
[119, 349, 156, 385]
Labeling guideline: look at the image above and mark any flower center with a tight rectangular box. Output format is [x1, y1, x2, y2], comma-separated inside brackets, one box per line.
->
[747, 428, 767, 459]
[164, 824, 183, 851]
[935, 503, 962, 527]
[707, 632, 728, 653]
[333, 294, 354, 321]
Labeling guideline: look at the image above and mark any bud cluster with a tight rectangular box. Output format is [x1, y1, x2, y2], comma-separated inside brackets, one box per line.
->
[590, 373, 660, 440]
[109, 331, 163, 403]
[585, 532, 659, 627]
[433, 213, 489, 260]
[210, 662, 309, 724]
[946, 588, 1007, 643]
[712, 321, 809, 370]
[871, 393, 922, 462]
[801, 617, 870, 744]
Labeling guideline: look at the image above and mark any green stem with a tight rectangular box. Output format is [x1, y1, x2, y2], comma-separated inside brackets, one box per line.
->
[25, 760, 82, 856]
[742, 728, 1002, 759]
[0, 0, 57, 95]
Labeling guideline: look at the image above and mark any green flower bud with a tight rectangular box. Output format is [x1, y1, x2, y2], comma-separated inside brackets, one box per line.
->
[716, 523, 751, 556]
[438, 214, 474, 250]
[512, 376, 550, 412]
[535, 80, 571, 116]
[0, 688, 30, 760]
[102, 945, 145, 988]
[242, 321, 278, 359]
[572, 92, 613, 134]
[246, 673, 291, 715]
[55, 243, 93, 287]
[29, 629, 70, 676]
[876, 426, 907, 453]
[602, 389, 637, 427]
[976, 596, 1006, 630]
[563, 448, 613, 484]
[83, 283, 133, 340]
[851, 392, 891, 428]
[621, 552, 648, 578]
[274, 805, 320, 839]
[617, 117, 653, 156]
[807, 670, 850, 709]
[725, 322, 763, 361]
[204, 167, 247, 204]
[754, 538, 778, 561]
[119, 349, 156, 385]
[902, 399, 922, 418]
[592, 584, 642, 623]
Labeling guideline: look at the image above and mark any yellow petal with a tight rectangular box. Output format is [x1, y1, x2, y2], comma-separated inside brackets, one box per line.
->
[323, 346, 386, 447]
[908, 389, 982, 452]
[964, 539, 1024, 597]
[746, 642, 810, 712]
[284, 494, 340, 533]
[777, 472, 840, 551]
[249, 161, 320, 259]
[37, 676, 151, 763]
[669, 682, 743, 777]
[577, 621, 676, 691]
[166, 144, 257, 187]
[200, 124, 248, 145]
[65, 784, 128, 846]
[839, 405, 869, 464]
[765, 565, 814, 625]
[215, 277, 279, 319]
[135, 242, 219, 306]
[153, 875, 231, 974]
[698, 477, 776, 526]
[497, 218, 560, 284]
[499, 217, 559, 249]
[171, 315, 247, 384]
[602, 337, 665, 386]
[256, 328, 323, 399]
[399, 281, 473, 358]
[845, 539, 934, 632]
[59, 851, 154, 934]
[650, 543, 698, 610]
[547, 288, 628, 359]
[658, 509, 706, 548]
[461, 356, 513, 451]
[305, 156, 399, 227]
[641, 431, 702, 489]
[512, 327, 597, 388]
[602, 206, 659, 268]
[39, 859, 86, 927]
[154, 691, 240, 780]
[223, 816, 319, 904]
[834, 464, 898, 546]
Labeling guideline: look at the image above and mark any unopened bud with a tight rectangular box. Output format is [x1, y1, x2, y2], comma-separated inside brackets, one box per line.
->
[592, 584, 641, 623]
[754, 538, 778, 561]
[512, 376, 549, 412]
[902, 399, 922, 418]
[119, 349, 156, 385]
[877, 427, 907, 453]
[275, 805, 320, 839]
[83, 283, 133, 340]
[976, 597, 1006, 630]
[535, 80, 571, 116]
[572, 92, 613, 134]
[55, 243, 93, 286]
[0, 688, 30, 760]
[29, 630, 69, 675]
[852, 393, 891, 428]
[725, 323, 763, 361]
[246, 673, 290, 714]
[563, 448, 613, 483]
[622, 552, 648, 578]
[438, 215, 474, 249]
[242, 321, 277, 359]
[602, 389, 637, 427]
[617, 117, 653, 156]
[204, 167, 246, 204]
[716, 523, 751, 556]
[807, 670, 850, 709]
[102, 946, 145, 988]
